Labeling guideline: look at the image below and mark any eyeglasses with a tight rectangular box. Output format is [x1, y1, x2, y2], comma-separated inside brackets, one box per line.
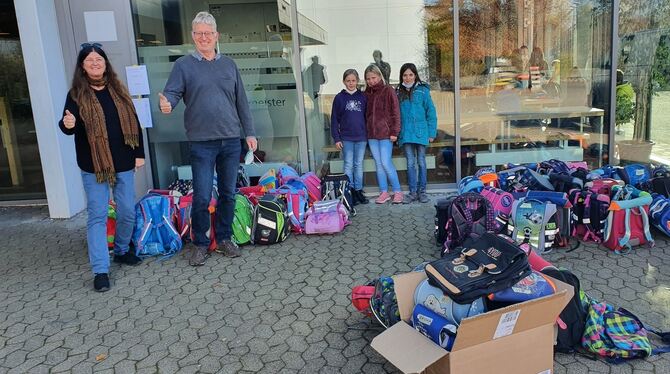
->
[84, 57, 105, 65]
[80, 42, 102, 49]
[192, 31, 217, 38]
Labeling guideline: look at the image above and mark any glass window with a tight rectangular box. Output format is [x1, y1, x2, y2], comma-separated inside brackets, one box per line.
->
[458, 0, 612, 173]
[0, 0, 45, 200]
[131, 0, 303, 187]
[296, 0, 457, 186]
[615, 0, 670, 165]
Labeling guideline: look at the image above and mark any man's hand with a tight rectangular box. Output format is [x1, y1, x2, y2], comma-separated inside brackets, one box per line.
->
[63, 110, 76, 129]
[135, 158, 145, 171]
[335, 141, 343, 150]
[246, 136, 258, 152]
[158, 92, 172, 114]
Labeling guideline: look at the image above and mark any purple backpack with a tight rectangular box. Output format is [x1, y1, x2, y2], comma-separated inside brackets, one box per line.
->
[442, 193, 497, 255]
[304, 200, 349, 234]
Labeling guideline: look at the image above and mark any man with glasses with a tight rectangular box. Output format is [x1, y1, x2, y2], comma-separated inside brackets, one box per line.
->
[159, 11, 257, 266]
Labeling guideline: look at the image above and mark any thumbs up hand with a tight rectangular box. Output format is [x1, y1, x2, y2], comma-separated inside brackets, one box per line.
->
[158, 92, 172, 114]
[63, 110, 76, 129]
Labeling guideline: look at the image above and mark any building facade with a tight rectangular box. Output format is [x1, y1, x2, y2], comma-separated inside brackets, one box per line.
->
[3, 0, 669, 218]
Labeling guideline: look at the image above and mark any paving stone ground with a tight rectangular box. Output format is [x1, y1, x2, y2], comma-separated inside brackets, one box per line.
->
[0, 198, 669, 373]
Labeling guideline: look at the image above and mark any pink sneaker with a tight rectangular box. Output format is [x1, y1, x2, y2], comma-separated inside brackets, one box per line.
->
[375, 192, 391, 204]
[392, 192, 404, 204]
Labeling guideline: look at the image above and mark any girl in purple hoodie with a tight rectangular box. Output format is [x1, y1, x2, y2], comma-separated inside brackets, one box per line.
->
[331, 69, 369, 204]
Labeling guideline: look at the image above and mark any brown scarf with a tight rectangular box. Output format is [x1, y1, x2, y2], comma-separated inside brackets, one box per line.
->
[76, 76, 139, 185]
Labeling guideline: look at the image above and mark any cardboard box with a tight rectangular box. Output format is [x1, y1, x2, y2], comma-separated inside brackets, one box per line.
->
[371, 271, 573, 374]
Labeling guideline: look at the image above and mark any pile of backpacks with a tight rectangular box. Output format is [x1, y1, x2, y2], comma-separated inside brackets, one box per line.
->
[120, 165, 359, 259]
[352, 159, 670, 363]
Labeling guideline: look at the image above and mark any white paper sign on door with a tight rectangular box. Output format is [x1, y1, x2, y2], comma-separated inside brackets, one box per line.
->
[84, 11, 118, 42]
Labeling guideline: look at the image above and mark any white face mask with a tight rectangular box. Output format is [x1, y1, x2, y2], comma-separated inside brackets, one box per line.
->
[402, 82, 414, 89]
[244, 149, 255, 165]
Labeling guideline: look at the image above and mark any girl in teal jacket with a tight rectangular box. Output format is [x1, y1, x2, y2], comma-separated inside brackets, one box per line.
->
[397, 63, 437, 203]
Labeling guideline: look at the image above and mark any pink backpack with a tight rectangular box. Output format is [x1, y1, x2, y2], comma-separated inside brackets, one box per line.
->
[480, 186, 515, 229]
[603, 186, 654, 253]
[305, 200, 349, 234]
[300, 172, 322, 205]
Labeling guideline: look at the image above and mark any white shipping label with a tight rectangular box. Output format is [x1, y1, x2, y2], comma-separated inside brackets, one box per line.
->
[257, 217, 276, 229]
[493, 309, 521, 339]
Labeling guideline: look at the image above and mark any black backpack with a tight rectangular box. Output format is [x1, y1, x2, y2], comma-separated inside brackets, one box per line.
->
[441, 193, 497, 255]
[646, 177, 670, 198]
[540, 268, 588, 353]
[434, 196, 456, 247]
[251, 195, 290, 245]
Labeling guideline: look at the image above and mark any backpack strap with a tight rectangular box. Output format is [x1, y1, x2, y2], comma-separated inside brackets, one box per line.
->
[639, 206, 654, 247]
[617, 307, 670, 355]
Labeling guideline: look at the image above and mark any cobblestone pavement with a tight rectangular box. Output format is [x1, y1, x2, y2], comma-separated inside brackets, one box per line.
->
[0, 199, 669, 374]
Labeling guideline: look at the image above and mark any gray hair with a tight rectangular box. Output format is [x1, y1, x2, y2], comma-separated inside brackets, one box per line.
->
[364, 64, 385, 84]
[192, 11, 217, 30]
[342, 69, 359, 81]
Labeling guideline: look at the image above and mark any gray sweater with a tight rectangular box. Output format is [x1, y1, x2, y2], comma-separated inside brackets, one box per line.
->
[162, 52, 255, 141]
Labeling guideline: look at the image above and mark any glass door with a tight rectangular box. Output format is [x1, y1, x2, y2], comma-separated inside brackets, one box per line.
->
[0, 0, 45, 200]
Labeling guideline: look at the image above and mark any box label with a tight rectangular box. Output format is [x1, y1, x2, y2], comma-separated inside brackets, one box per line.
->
[493, 309, 521, 339]
[537, 370, 551, 374]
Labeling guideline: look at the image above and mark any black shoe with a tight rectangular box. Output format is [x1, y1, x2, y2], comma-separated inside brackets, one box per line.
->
[94, 273, 110, 292]
[113, 251, 142, 266]
[356, 190, 369, 204]
[350, 188, 360, 206]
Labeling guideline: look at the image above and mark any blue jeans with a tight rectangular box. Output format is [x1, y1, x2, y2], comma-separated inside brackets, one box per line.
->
[190, 139, 241, 247]
[404, 143, 427, 193]
[368, 139, 401, 193]
[81, 169, 135, 275]
[342, 140, 367, 190]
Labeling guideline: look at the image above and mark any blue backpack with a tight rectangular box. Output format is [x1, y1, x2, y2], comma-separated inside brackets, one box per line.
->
[269, 179, 309, 233]
[132, 193, 183, 258]
[650, 194, 670, 237]
[458, 176, 484, 194]
[620, 164, 651, 188]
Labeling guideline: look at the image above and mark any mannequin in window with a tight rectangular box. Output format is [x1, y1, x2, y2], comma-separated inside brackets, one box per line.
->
[372, 50, 391, 84]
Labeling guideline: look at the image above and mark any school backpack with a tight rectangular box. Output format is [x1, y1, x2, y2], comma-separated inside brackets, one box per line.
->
[540, 268, 589, 353]
[518, 168, 555, 191]
[268, 180, 309, 233]
[645, 176, 670, 197]
[434, 196, 455, 247]
[587, 178, 623, 196]
[457, 176, 484, 194]
[550, 172, 584, 194]
[497, 166, 527, 192]
[581, 298, 670, 362]
[168, 179, 193, 196]
[304, 200, 349, 234]
[277, 164, 300, 186]
[259, 168, 278, 191]
[370, 276, 401, 328]
[507, 198, 559, 255]
[441, 192, 497, 255]
[619, 164, 651, 188]
[603, 185, 654, 253]
[232, 194, 253, 245]
[480, 186, 514, 229]
[475, 167, 499, 187]
[589, 165, 623, 180]
[300, 171, 322, 205]
[518, 191, 574, 250]
[568, 189, 610, 243]
[236, 165, 250, 188]
[132, 193, 183, 259]
[351, 281, 375, 317]
[538, 159, 570, 175]
[649, 194, 670, 237]
[321, 173, 356, 216]
[251, 194, 290, 245]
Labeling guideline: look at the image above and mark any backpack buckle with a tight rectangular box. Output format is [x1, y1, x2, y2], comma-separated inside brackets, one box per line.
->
[452, 248, 477, 265]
